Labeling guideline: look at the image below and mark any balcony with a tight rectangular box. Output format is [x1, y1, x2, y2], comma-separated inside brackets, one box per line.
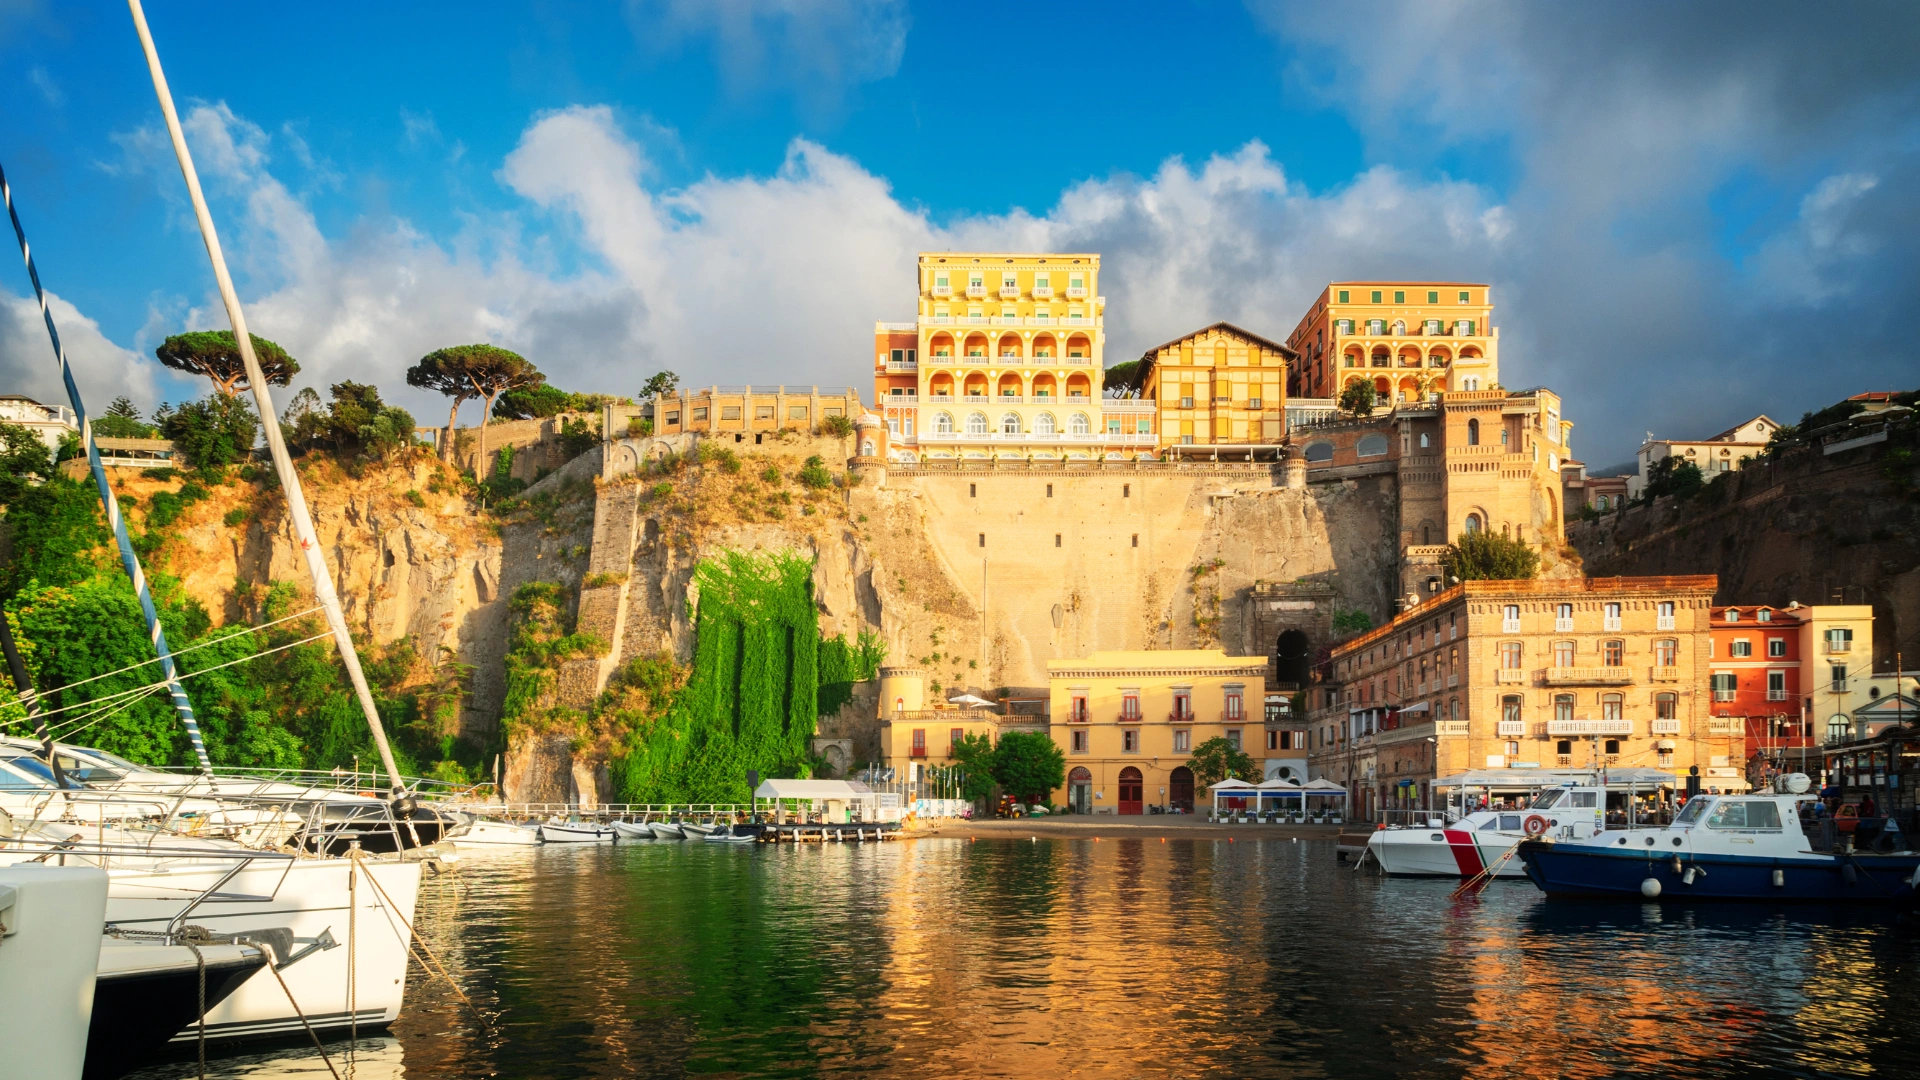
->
[1167, 711, 1193, 723]
[1496, 720, 1526, 736]
[999, 285, 1021, 300]
[1436, 720, 1470, 737]
[1604, 619, 1622, 632]
[1826, 640, 1852, 654]
[932, 283, 952, 297]
[1065, 286, 1087, 298]
[1032, 285, 1053, 300]
[1651, 720, 1682, 735]
[1221, 711, 1247, 724]
[966, 284, 987, 298]
[1447, 674, 1460, 688]
[1649, 666, 1680, 682]
[1555, 618, 1574, 632]
[1768, 690, 1789, 701]
[1657, 616, 1676, 631]
[1541, 666, 1634, 686]
[1546, 719, 1632, 736]
[1495, 668, 1528, 685]
[1066, 710, 1090, 724]
[909, 746, 928, 759]
[885, 360, 918, 373]
[1708, 719, 1742, 735]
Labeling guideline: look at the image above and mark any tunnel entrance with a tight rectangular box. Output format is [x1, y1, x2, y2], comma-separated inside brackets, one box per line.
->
[1275, 629, 1312, 690]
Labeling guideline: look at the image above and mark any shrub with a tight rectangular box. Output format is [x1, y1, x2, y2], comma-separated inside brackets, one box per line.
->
[797, 454, 833, 490]
[159, 393, 259, 469]
[223, 508, 248, 528]
[820, 413, 854, 438]
[287, 381, 417, 462]
[1440, 530, 1540, 582]
[1338, 380, 1376, 417]
[582, 571, 628, 589]
[404, 489, 427, 508]
[628, 417, 654, 438]
[760, 464, 783, 485]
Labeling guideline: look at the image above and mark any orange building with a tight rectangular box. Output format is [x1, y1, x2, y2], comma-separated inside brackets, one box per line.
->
[1284, 282, 1499, 401]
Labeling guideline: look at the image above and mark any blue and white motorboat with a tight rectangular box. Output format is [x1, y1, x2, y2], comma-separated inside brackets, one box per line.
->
[1517, 774, 1920, 903]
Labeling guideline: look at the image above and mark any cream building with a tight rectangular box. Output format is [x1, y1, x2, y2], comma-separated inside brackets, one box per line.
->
[875, 253, 1160, 464]
[1627, 415, 1779, 499]
[1284, 282, 1500, 401]
[1136, 322, 1295, 459]
[1048, 650, 1269, 814]
[1791, 604, 1878, 743]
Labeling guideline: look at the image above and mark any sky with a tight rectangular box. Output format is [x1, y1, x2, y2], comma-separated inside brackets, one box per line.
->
[1, 1, 1916, 470]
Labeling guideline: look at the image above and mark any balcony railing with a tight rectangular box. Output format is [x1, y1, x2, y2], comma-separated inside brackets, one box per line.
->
[1767, 690, 1789, 701]
[1541, 666, 1634, 686]
[1496, 668, 1528, 685]
[1657, 616, 1676, 630]
[1546, 719, 1632, 736]
[1066, 710, 1090, 724]
[1649, 666, 1680, 682]
[1651, 720, 1682, 735]
[885, 360, 917, 372]
[999, 285, 1021, 299]
[1167, 711, 1193, 723]
[1031, 285, 1053, 299]
[909, 746, 928, 758]
[1555, 618, 1574, 632]
[1065, 286, 1087, 298]
[932, 284, 952, 297]
[1221, 711, 1246, 724]
[966, 284, 986, 298]
[1826, 640, 1852, 654]
[1496, 720, 1526, 736]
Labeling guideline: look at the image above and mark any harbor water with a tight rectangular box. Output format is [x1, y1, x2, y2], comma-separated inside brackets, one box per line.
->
[134, 836, 1920, 1079]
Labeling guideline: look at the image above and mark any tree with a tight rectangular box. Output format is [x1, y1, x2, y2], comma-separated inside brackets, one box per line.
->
[1440, 529, 1540, 582]
[990, 730, 1065, 804]
[407, 344, 542, 467]
[0, 422, 56, 507]
[287, 381, 417, 461]
[159, 393, 259, 469]
[93, 397, 157, 439]
[948, 731, 998, 805]
[1188, 735, 1257, 790]
[492, 384, 620, 420]
[154, 330, 299, 398]
[1102, 359, 1145, 393]
[640, 371, 680, 399]
[1338, 379, 1376, 417]
[1641, 455, 1704, 502]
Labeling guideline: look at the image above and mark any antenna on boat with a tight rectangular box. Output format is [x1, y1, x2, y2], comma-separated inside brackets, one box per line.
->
[126, 0, 408, 796]
[0, 160, 214, 773]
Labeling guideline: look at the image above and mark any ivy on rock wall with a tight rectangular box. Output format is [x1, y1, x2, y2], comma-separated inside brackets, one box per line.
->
[499, 580, 604, 736]
[610, 550, 882, 804]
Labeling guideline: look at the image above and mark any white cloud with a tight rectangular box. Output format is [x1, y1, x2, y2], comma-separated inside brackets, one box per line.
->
[27, 65, 61, 107]
[0, 290, 157, 415]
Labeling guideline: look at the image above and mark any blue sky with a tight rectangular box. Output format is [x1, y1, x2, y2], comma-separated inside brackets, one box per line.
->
[2, 1, 1916, 468]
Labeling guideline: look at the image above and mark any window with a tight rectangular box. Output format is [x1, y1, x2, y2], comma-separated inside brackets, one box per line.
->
[966, 412, 989, 435]
[1656, 692, 1677, 720]
[692, 407, 708, 421]
[1131, 534, 1139, 548]
[1356, 434, 1388, 458]
[1603, 640, 1624, 667]
[1337, 290, 1349, 303]
[1830, 664, 1847, 692]
[950, 728, 965, 751]
[1071, 730, 1089, 754]
[1554, 695, 1574, 723]
[936, 412, 955, 434]
[1502, 696, 1521, 724]
[1171, 689, 1191, 720]
[1267, 729, 1279, 751]
[1173, 729, 1190, 753]
[1731, 639, 1752, 658]
[1468, 419, 1480, 445]
[1556, 739, 1573, 756]
[1556, 603, 1574, 631]
[1553, 641, 1575, 667]
[1069, 412, 1091, 435]
[1658, 601, 1676, 630]
[1712, 673, 1737, 701]
[1458, 290, 1470, 303]
[1707, 801, 1782, 830]
[1758, 609, 1771, 623]
[1768, 671, 1787, 701]
[1394, 290, 1405, 303]
[1500, 641, 1523, 669]
[1655, 639, 1677, 667]
[789, 406, 809, 420]
[1370, 290, 1382, 303]
[1428, 290, 1439, 303]
[1122, 729, 1139, 754]
[1069, 695, 1088, 722]
[1304, 441, 1334, 463]
[1034, 413, 1057, 435]
[911, 728, 926, 756]
[968, 482, 976, 497]
[1828, 715, 1852, 742]
[1604, 603, 1621, 632]
[1123, 484, 1130, 498]
[1225, 729, 1242, 751]
[978, 533, 986, 548]
[665, 411, 680, 425]
[1122, 691, 1141, 721]
[1827, 628, 1853, 653]
[1054, 534, 1061, 548]
[1725, 609, 1741, 623]
[1601, 694, 1623, 721]
[1503, 605, 1521, 633]
[1225, 689, 1244, 720]
[1768, 638, 1786, 658]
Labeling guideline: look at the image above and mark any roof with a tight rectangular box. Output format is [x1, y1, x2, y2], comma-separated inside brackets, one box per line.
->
[752, 779, 875, 800]
[1704, 414, 1778, 443]
[1138, 321, 1297, 364]
[1326, 281, 1488, 289]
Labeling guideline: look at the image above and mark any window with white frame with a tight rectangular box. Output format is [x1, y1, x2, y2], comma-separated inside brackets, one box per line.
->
[1503, 605, 1521, 633]
[1604, 603, 1622, 632]
[1768, 670, 1787, 701]
[1768, 638, 1786, 658]
[1173, 729, 1190, 753]
[1555, 603, 1574, 632]
[1712, 673, 1737, 701]
[1731, 639, 1752, 658]
[1658, 601, 1676, 630]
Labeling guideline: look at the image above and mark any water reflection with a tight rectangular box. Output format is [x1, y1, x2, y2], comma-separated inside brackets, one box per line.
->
[139, 839, 1920, 1079]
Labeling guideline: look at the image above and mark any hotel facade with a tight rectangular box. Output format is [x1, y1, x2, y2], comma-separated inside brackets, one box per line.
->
[1284, 282, 1500, 402]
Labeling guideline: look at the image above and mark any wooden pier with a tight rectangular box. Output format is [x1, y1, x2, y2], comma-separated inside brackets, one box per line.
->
[764, 823, 903, 843]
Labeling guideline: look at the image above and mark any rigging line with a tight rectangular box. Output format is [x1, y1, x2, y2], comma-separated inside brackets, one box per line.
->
[24, 631, 336, 730]
[0, 603, 325, 708]
[0, 158, 212, 773]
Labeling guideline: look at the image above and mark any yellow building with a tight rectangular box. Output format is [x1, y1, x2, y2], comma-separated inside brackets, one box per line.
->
[1136, 322, 1295, 459]
[878, 253, 1160, 464]
[1048, 650, 1269, 814]
[874, 666, 1049, 782]
[1310, 576, 1739, 820]
[1284, 282, 1499, 402]
[1792, 605, 1877, 742]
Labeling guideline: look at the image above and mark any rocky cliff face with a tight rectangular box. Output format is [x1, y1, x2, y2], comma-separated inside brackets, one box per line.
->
[1569, 433, 1919, 672]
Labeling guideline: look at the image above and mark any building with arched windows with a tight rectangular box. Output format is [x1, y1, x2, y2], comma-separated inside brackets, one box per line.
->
[1284, 282, 1500, 401]
[873, 253, 1161, 464]
[1626, 414, 1779, 501]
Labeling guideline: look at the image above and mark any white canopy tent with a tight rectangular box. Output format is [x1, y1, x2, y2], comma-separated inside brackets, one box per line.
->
[1207, 778, 1257, 821]
[752, 778, 878, 823]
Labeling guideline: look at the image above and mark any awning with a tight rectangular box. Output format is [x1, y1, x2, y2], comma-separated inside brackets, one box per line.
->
[1398, 701, 1431, 715]
[1207, 779, 1258, 791]
[1433, 767, 1677, 789]
[753, 779, 876, 801]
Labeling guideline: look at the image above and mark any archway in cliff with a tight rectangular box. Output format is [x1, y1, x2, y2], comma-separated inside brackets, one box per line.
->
[1275, 629, 1312, 690]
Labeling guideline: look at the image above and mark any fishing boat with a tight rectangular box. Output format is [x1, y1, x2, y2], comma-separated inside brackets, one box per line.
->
[1517, 773, 1920, 902]
[1367, 768, 1675, 878]
[539, 820, 615, 843]
[448, 819, 542, 847]
[610, 821, 654, 840]
[647, 821, 687, 840]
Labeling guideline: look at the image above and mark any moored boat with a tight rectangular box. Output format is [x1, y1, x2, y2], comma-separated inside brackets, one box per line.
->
[611, 821, 654, 840]
[1368, 768, 1674, 878]
[449, 820, 542, 847]
[705, 824, 765, 843]
[1518, 774, 1920, 903]
[647, 821, 686, 840]
[539, 820, 615, 843]
[680, 822, 719, 838]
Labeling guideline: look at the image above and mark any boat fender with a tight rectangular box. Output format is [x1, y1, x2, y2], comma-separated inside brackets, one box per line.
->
[1842, 862, 1858, 885]
[1670, 855, 1682, 874]
[1772, 869, 1785, 888]
[1640, 878, 1661, 898]
[1682, 867, 1697, 885]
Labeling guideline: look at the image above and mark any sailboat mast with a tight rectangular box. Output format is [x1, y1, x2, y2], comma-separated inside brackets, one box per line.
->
[126, 0, 408, 794]
[1, 161, 214, 773]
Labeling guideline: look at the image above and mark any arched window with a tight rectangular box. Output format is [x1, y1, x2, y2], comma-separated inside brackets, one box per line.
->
[1392, 320, 1406, 335]
[1069, 412, 1090, 435]
[1356, 434, 1388, 458]
[1827, 715, 1852, 742]
[1463, 376, 1481, 391]
[1499, 427, 1508, 445]
[1464, 513, 1482, 533]
[1034, 412, 1057, 435]
[1419, 432, 1430, 448]
[1000, 412, 1022, 435]
[1467, 418, 1480, 445]
[1304, 441, 1334, 463]
[935, 411, 955, 435]
[965, 412, 989, 436]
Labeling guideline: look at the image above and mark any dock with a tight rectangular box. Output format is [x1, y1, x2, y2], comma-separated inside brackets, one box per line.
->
[764, 823, 903, 843]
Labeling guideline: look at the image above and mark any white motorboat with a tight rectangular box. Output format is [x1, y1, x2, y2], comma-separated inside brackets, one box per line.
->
[1367, 768, 1676, 878]
[647, 821, 686, 840]
[704, 824, 763, 843]
[680, 822, 720, 838]
[449, 820, 541, 847]
[539, 820, 615, 843]
[611, 821, 654, 840]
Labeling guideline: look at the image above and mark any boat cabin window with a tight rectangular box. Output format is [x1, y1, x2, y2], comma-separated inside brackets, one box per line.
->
[1498, 814, 1522, 831]
[0, 756, 56, 789]
[1674, 798, 1713, 826]
[1530, 790, 1565, 810]
[1569, 791, 1598, 809]
[72, 748, 145, 774]
[50, 752, 126, 784]
[1706, 800, 1782, 830]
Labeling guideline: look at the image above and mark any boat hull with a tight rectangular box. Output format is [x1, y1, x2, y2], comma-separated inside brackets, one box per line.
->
[450, 821, 541, 847]
[538, 822, 614, 843]
[1368, 827, 1528, 878]
[647, 822, 686, 840]
[88, 943, 265, 1080]
[611, 821, 654, 840]
[1518, 841, 1920, 902]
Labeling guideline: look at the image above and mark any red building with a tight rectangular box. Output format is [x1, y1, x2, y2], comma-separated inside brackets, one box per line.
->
[1709, 605, 1814, 775]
